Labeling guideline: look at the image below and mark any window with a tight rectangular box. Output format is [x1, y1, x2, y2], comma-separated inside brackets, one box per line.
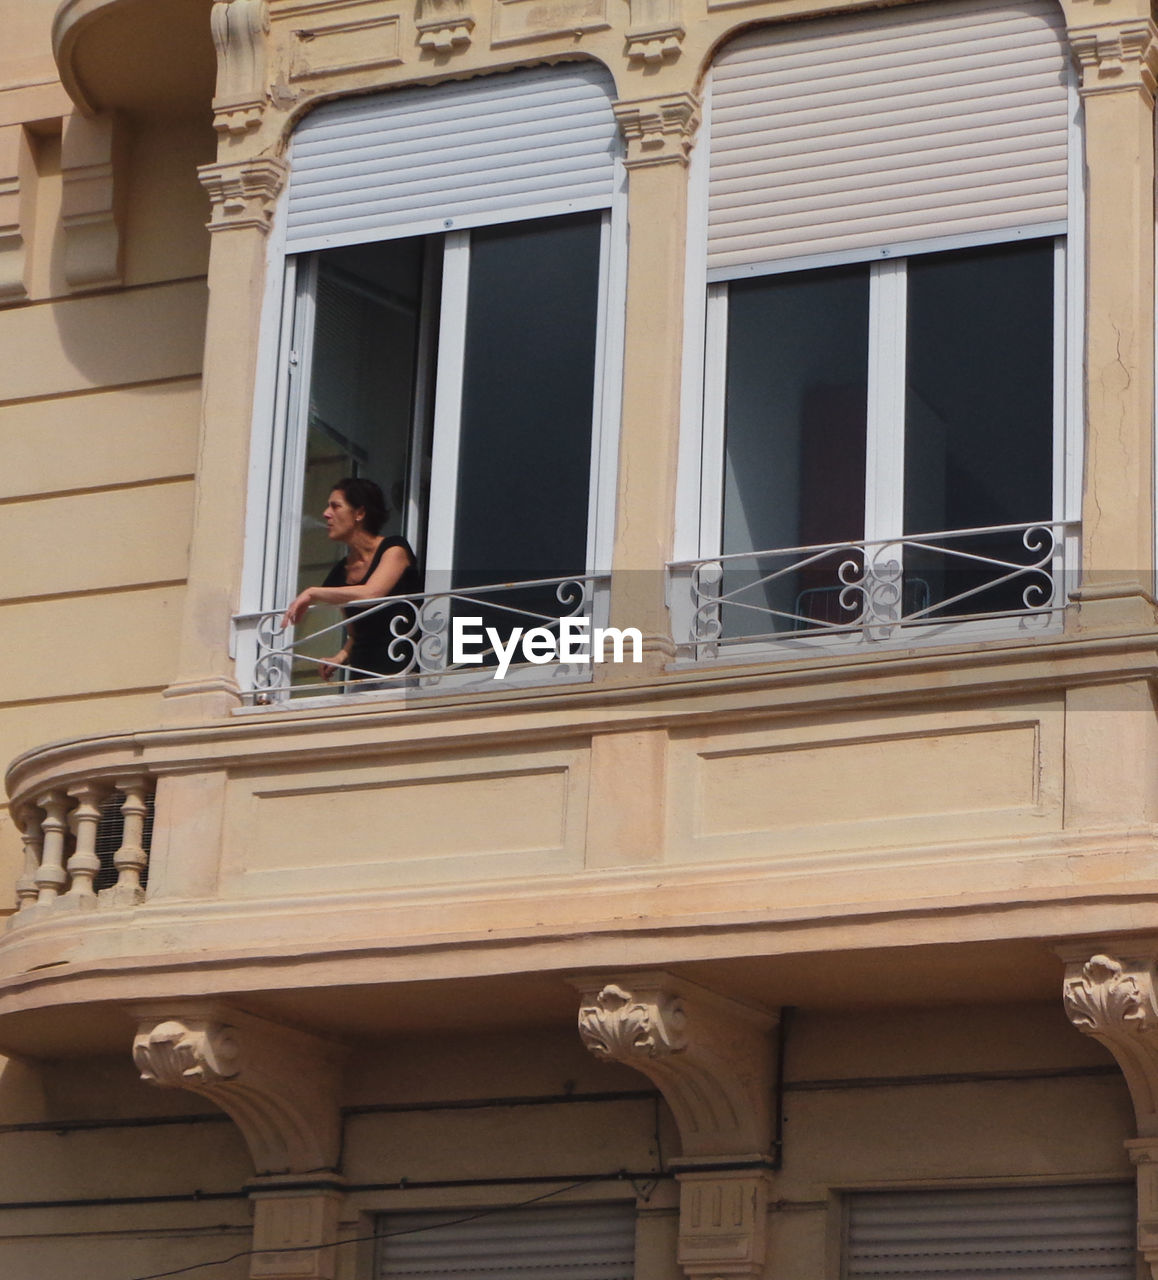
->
[674, 0, 1080, 656]
[245, 66, 625, 696]
[374, 1204, 636, 1280]
[842, 1184, 1136, 1280]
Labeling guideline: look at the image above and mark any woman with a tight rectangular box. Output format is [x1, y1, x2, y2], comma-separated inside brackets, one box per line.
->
[282, 477, 422, 681]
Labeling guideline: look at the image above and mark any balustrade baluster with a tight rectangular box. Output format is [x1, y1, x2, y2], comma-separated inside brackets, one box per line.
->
[102, 775, 150, 907]
[34, 791, 70, 906]
[62, 782, 106, 909]
[15, 807, 42, 912]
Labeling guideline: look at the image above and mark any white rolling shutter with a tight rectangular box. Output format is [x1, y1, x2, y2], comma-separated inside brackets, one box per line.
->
[844, 1183, 1136, 1279]
[375, 1203, 636, 1280]
[287, 65, 619, 254]
[708, 0, 1071, 278]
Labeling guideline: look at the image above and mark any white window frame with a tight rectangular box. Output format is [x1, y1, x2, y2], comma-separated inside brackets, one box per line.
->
[235, 77, 628, 701]
[672, 65, 1085, 661]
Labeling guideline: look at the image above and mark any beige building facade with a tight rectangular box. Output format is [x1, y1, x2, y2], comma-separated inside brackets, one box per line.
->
[2, 0, 1158, 1275]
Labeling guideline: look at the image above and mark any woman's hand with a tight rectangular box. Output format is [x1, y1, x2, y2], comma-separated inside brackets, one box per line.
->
[319, 650, 349, 682]
[282, 588, 314, 628]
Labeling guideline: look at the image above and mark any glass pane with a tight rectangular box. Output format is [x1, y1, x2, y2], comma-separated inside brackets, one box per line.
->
[453, 212, 602, 588]
[291, 238, 428, 686]
[721, 265, 870, 636]
[904, 238, 1054, 620]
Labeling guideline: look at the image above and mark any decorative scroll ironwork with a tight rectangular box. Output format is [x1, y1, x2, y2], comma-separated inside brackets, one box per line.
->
[669, 521, 1074, 659]
[241, 574, 607, 702]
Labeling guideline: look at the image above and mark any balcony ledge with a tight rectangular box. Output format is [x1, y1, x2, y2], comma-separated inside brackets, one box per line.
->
[54, 0, 215, 116]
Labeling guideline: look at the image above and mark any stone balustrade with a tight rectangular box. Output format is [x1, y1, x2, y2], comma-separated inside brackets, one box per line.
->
[12, 775, 153, 924]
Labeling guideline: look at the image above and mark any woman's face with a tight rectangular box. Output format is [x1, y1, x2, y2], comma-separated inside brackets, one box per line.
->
[324, 489, 364, 542]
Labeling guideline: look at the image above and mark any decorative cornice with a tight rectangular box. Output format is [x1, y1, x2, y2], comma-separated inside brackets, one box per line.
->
[572, 971, 776, 1159]
[613, 93, 700, 169]
[198, 157, 287, 235]
[212, 0, 271, 134]
[132, 1004, 346, 1174]
[1063, 951, 1158, 1135]
[1067, 19, 1158, 100]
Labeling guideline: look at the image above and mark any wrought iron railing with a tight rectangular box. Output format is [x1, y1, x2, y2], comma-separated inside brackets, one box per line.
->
[235, 573, 609, 702]
[668, 521, 1075, 660]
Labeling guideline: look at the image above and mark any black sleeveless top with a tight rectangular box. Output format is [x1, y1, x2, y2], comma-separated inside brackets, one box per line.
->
[322, 536, 422, 678]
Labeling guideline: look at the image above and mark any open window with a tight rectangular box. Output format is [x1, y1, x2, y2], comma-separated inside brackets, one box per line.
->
[673, 0, 1081, 658]
[244, 65, 625, 697]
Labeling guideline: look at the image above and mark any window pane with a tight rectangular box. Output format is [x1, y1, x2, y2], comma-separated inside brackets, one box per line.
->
[290, 238, 427, 686]
[722, 265, 869, 635]
[453, 212, 602, 588]
[904, 238, 1054, 619]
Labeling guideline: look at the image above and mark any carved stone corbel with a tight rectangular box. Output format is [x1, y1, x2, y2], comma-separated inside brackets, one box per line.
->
[1068, 19, 1158, 100]
[132, 1004, 346, 1175]
[199, 156, 288, 235]
[61, 111, 125, 290]
[212, 0, 271, 134]
[613, 93, 700, 169]
[416, 0, 476, 54]
[1063, 949, 1158, 1278]
[625, 0, 684, 65]
[0, 124, 32, 301]
[573, 972, 776, 1157]
[572, 972, 777, 1280]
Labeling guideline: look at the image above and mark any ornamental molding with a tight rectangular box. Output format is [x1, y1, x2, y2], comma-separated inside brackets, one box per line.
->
[132, 1004, 346, 1175]
[677, 1168, 772, 1280]
[1062, 951, 1158, 1135]
[571, 971, 777, 1159]
[626, 0, 684, 64]
[416, 0, 475, 55]
[1067, 19, 1158, 99]
[212, 0, 271, 134]
[613, 93, 700, 168]
[198, 156, 288, 234]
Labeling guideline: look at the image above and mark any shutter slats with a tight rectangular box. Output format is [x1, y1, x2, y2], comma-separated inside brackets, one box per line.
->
[287, 66, 618, 253]
[376, 1205, 636, 1280]
[844, 1185, 1136, 1280]
[707, 0, 1070, 276]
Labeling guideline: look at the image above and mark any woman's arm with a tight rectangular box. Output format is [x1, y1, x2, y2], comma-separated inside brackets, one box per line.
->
[282, 545, 413, 626]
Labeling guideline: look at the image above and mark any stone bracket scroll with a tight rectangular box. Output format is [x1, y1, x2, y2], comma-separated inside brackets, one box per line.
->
[1063, 948, 1158, 1279]
[212, 0, 271, 134]
[572, 971, 777, 1159]
[132, 1003, 346, 1176]
[626, 0, 684, 65]
[0, 124, 33, 301]
[417, 0, 476, 54]
[61, 111, 125, 290]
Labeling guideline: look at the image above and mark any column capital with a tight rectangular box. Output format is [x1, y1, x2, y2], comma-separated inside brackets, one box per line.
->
[613, 92, 700, 169]
[571, 971, 776, 1159]
[131, 1002, 346, 1175]
[1068, 18, 1158, 100]
[198, 155, 287, 235]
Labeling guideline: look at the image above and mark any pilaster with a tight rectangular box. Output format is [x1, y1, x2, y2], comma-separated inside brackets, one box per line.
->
[1063, 946, 1158, 1278]
[606, 93, 700, 674]
[1065, 16, 1158, 623]
[572, 972, 777, 1280]
[162, 153, 287, 722]
[212, 0, 271, 134]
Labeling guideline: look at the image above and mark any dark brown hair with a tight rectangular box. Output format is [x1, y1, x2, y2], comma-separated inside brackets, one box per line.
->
[333, 476, 388, 535]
